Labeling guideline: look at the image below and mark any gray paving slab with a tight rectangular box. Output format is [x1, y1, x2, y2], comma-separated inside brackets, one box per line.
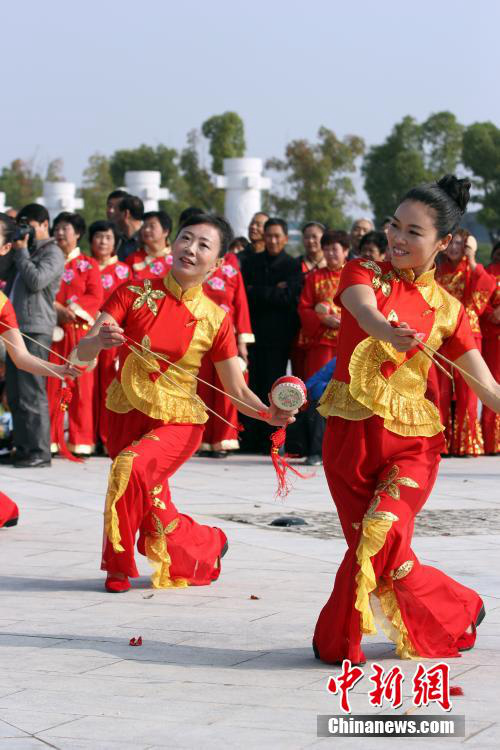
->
[0, 453, 498, 749]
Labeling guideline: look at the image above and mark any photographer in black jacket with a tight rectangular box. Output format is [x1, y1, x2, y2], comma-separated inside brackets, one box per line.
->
[0, 204, 64, 467]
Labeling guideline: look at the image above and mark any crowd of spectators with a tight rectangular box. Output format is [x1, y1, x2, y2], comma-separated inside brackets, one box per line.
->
[0, 190, 498, 467]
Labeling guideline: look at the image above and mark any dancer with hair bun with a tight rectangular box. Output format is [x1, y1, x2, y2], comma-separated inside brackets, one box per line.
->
[313, 176, 500, 664]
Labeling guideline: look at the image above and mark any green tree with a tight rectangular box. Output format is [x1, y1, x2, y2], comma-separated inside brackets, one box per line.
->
[109, 143, 186, 221]
[179, 130, 223, 213]
[462, 121, 500, 229]
[0, 158, 43, 210]
[362, 112, 464, 225]
[79, 153, 114, 234]
[201, 112, 246, 174]
[266, 126, 365, 227]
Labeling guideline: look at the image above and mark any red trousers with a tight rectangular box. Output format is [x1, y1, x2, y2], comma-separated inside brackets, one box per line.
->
[48, 324, 95, 454]
[92, 348, 118, 450]
[0, 491, 18, 527]
[437, 338, 484, 456]
[101, 409, 226, 587]
[303, 344, 337, 381]
[314, 416, 482, 663]
[481, 334, 499, 454]
[197, 355, 239, 451]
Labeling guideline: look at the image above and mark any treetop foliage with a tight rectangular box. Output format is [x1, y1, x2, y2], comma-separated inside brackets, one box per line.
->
[2, 110, 500, 234]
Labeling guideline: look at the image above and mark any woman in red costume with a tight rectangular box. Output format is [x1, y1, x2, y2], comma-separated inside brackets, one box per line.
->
[481, 242, 500, 454]
[298, 230, 349, 381]
[313, 176, 500, 664]
[435, 230, 495, 455]
[292, 222, 326, 378]
[0, 212, 77, 528]
[77, 214, 294, 593]
[47, 213, 103, 456]
[125, 211, 173, 280]
[198, 257, 254, 457]
[89, 220, 131, 451]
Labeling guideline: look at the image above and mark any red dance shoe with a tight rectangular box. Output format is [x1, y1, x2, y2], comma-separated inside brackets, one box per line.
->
[457, 603, 486, 652]
[105, 575, 131, 593]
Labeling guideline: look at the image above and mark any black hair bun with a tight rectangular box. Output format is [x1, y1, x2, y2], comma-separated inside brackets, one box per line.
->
[437, 174, 471, 214]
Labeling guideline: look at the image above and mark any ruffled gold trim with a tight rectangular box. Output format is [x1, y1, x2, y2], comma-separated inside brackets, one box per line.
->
[120, 350, 208, 423]
[348, 338, 442, 437]
[105, 377, 134, 414]
[144, 515, 189, 589]
[104, 450, 138, 553]
[371, 581, 419, 659]
[354, 498, 399, 635]
[317, 379, 372, 420]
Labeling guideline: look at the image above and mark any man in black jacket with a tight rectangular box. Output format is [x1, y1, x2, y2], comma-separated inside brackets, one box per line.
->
[241, 218, 303, 452]
[0, 204, 64, 467]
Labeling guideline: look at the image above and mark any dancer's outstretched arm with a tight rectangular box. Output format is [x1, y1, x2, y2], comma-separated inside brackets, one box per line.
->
[77, 312, 125, 361]
[1, 328, 78, 378]
[341, 284, 423, 352]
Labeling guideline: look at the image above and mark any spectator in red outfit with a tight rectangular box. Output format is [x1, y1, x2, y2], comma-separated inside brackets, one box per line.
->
[89, 220, 131, 451]
[126, 210, 173, 280]
[48, 212, 103, 456]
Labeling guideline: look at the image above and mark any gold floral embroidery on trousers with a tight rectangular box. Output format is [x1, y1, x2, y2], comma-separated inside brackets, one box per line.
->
[375, 465, 419, 500]
[145, 515, 189, 589]
[391, 560, 414, 580]
[150, 485, 166, 510]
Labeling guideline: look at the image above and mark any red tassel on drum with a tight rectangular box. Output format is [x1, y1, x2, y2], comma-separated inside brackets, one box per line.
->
[267, 377, 314, 499]
[55, 379, 83, 463]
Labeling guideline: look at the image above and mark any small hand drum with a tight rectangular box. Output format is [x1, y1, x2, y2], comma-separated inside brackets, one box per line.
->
[271, 376, 307, 411]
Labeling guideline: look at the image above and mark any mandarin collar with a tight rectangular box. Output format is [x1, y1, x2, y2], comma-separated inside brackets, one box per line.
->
[65, 247, 81, 263]
[98, 255, 118, 270]
[392, 264, 436, 286]
[163, 270, 202, 302]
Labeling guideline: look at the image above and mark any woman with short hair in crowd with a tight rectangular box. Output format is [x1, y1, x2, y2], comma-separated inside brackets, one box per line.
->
[126, 210, 173, 280]
[89, 220, 131, 451]
[48, 212, 103, 456]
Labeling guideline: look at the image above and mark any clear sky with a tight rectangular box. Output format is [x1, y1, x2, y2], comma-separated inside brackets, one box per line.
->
[2, 0, 498, 193]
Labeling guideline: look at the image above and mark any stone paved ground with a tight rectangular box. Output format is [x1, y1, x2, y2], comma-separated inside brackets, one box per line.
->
[0, 453, 498, 749]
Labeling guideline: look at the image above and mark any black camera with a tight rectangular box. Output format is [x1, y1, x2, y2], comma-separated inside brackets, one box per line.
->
[13, 221, 36, 249]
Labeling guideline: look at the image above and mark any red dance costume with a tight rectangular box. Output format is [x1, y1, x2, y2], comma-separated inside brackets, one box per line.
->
[48, 249, 103, 455]
[101, 271, 237, 587]
[436, 258, 495, 455]
[291, 258, 324, 379]
[314, 259, 483, 663]
[198, 258, 254, 451]
[0, 293, 20, 527]
[480, 262, 500, 454]
[298, 267, 342, 380]
[125, 246, 173, 280]
[93, 257, 131, 448]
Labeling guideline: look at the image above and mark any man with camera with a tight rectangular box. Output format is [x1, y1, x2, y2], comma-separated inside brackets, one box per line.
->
[0, 204, 64, 467]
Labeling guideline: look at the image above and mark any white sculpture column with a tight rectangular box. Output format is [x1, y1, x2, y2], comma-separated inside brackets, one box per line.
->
[37, 182, 84, 221]
[124, 171, 170, 211]
[214, 158, 271, 238]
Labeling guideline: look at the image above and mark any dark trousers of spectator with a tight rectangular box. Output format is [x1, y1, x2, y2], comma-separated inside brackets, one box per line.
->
[240, 344, 290, 453]
[284, 399, 326, 457]
[6, 333, 52, 461]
